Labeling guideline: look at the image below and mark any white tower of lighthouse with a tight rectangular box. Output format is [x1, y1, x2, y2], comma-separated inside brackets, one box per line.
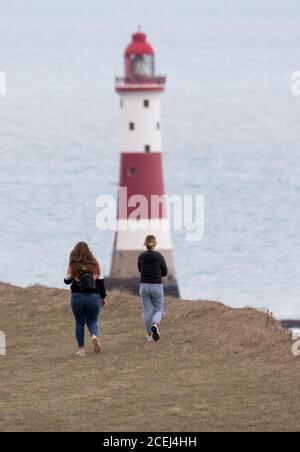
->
[108, 31, 179, 297]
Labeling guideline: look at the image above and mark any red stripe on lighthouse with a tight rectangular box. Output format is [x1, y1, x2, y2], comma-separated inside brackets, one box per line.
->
[118, 152, 166, 220]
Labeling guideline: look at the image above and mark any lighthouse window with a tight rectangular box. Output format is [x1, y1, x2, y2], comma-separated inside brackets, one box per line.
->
[129, 122, 135, 131]
[145, 145, 151, 153]
[157, 122, 160, 130]
[120, 100, 123, 109]
[128, 167, 136, 177]
[144, 100, 150, 108]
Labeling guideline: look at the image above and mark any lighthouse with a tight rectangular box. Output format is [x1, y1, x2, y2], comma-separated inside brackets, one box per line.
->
[107, 31, 179, 297]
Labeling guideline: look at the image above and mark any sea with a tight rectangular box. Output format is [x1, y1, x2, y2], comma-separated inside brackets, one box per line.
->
[0, 0, 300, 319]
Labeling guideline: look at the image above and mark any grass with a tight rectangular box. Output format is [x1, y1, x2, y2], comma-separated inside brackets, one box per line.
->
[0, 282, 300, 432]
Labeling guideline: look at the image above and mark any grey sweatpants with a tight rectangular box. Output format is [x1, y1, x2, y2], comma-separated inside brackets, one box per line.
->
[140, 283, 164, 334]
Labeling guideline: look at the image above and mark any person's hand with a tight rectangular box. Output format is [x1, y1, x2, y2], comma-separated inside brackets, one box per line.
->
[102, 298, 107, 307]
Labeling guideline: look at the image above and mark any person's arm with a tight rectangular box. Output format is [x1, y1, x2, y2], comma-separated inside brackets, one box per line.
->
[137, 255, 142, 274]
[99, 279, 107, 299]
[97, 278, 107, 306]
[64, 266, 73, 285]
[160, 255, 168, 278]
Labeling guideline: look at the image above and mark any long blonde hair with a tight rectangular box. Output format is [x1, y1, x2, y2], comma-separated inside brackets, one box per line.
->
[69, 242, 100, 278]
[144, 235, 157, 251]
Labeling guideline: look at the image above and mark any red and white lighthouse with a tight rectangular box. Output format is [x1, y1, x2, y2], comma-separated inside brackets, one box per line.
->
[108, 31, 179, 297]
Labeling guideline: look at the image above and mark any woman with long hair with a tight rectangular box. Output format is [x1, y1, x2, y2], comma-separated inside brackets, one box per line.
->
[64, 242, 107, 357]
[138, 235, 168, 343]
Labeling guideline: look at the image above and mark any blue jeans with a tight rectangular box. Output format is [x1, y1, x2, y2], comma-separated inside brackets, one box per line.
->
[71, 293, 101, 348]
[140, 284, 164, 334]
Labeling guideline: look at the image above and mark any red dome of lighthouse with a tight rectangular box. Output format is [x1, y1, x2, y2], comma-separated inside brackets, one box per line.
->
[125, 32, 154, 57]
[116, 30, 166, 91]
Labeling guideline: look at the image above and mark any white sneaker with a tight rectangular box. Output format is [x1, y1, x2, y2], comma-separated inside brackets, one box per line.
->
[147, 335, 154, 343]
[76, 349, 86, 357]
[92, 336, 101, 354]
[151, 324, 160, 342]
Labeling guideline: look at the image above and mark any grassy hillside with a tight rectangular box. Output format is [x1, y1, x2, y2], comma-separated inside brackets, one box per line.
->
[0, 282, 300, 432]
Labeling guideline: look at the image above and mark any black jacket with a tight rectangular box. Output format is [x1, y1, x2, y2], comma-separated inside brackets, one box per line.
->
[138, 251, 168, 284]
[64, 277, 107, 299]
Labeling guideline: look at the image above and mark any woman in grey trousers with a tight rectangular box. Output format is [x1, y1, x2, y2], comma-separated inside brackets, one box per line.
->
[138, 235, 168, 342]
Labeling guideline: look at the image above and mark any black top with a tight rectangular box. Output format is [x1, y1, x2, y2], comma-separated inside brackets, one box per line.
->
[64, 277, 107, 299]
[138, 251, 168, 284]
